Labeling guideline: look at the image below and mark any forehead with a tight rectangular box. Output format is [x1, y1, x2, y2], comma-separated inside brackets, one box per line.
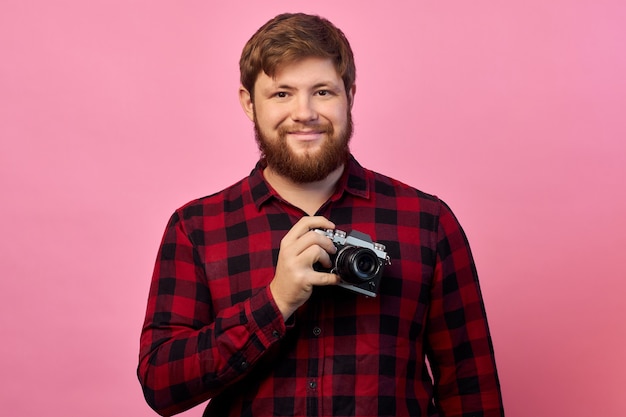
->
[256, 57, 343, 89]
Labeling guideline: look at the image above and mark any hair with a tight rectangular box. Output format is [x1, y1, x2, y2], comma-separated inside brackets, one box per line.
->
[239, 13, 356, 99]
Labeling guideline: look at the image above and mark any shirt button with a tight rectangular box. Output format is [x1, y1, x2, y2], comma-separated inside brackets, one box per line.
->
[312, 327, 321, 337]
[272, 330, 280, 338]
[308, 380, 317, 390]
[240, 361, 248, 370]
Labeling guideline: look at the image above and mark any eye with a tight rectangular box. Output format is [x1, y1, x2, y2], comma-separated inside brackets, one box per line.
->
[316, 90, 330, 96]
[274, 91, 288, 98]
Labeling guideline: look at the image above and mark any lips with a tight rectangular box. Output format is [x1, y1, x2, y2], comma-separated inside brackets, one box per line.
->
[287, 130, 325, 141]
[280, 123, 332, 141]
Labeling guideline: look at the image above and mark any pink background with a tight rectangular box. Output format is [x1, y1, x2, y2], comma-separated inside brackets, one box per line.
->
[1, 1, 625, 416]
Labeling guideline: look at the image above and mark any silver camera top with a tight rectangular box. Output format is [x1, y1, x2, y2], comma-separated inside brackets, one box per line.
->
[314, 228, 389, 263]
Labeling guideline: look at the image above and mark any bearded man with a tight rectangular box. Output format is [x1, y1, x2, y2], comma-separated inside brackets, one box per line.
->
[138, 13, 504, 417]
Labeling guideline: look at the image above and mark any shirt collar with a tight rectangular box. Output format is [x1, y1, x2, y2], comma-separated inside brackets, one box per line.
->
[248, 154, 370, 211]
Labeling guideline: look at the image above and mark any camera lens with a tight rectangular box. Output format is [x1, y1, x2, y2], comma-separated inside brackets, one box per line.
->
[335, 247, 381, 283]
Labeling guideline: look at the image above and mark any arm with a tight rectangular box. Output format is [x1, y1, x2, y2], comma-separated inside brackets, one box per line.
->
[137, 212, 339, 416]
[137, 211, 285, 416]
[426, 201, 504, 417]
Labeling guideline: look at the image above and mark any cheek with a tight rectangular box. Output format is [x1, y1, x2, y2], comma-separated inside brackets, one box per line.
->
[328, 107, 349, 127]
[257, 106, 289, 129]
[322, 101, 349, 122]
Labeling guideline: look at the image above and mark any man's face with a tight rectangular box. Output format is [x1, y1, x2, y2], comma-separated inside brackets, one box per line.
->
[240, 57, 355, 183]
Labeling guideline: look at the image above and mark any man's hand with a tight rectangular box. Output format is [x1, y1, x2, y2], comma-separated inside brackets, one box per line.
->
[270, 216, 340, 320]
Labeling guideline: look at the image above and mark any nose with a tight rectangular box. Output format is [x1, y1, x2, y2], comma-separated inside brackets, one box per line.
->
[291, 95, 318, 122]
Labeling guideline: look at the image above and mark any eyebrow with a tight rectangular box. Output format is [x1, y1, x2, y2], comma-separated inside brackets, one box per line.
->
[274, 81, 343, 91]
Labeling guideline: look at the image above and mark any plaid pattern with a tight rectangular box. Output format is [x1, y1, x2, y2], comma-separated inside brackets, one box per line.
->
[138, 156, 504, 417]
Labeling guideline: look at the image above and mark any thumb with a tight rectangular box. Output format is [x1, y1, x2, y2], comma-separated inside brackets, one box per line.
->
[312, 271, 340, 287]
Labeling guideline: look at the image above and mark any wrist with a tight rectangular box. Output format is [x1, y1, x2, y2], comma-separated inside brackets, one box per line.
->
[269, 281, 296, 321]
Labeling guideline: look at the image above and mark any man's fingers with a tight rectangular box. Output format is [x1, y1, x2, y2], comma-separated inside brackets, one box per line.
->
[270, 216, 340, 319]
[281, 228, 337, 260]
[301, 244, 333, 269]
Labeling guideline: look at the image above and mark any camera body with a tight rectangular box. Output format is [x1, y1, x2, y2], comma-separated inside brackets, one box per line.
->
[314, 228, 390, 297]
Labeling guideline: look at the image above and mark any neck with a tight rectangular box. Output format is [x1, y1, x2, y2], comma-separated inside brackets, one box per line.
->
[263, 164, 345, 215]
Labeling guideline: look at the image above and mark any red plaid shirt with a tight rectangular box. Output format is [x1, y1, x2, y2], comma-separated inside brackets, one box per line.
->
[138, 156, 504, 417]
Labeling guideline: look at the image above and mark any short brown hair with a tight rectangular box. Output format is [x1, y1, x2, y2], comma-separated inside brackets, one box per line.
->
[239, 13, 356, 98]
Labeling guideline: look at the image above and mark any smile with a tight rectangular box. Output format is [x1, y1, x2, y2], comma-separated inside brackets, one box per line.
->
[286, 131, 325, 141]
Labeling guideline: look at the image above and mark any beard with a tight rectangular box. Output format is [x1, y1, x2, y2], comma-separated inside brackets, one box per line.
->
[254, 111, 353, 184]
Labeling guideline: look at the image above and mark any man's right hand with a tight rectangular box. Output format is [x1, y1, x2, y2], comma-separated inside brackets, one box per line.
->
[269, 216, 340, 320]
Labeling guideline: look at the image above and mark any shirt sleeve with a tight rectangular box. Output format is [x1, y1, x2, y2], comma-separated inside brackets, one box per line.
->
[426, 200, 504, 417]
[137, 210, 286, 416]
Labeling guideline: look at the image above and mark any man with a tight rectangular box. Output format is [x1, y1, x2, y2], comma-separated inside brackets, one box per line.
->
[138, 12, 504, 417]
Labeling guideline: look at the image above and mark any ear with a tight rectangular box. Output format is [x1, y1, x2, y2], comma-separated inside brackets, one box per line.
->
[347, 84, 356, 109]
[239, 86, 255, 122]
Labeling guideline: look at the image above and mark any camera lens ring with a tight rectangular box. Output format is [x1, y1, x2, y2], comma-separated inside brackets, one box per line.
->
[335, 246, 381, 283]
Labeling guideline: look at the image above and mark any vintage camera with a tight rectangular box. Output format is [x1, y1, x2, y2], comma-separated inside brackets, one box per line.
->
[314, 228, 390, 297]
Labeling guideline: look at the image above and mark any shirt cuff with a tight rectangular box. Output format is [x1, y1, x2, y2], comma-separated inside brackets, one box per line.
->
[249, 286, 289, 346]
